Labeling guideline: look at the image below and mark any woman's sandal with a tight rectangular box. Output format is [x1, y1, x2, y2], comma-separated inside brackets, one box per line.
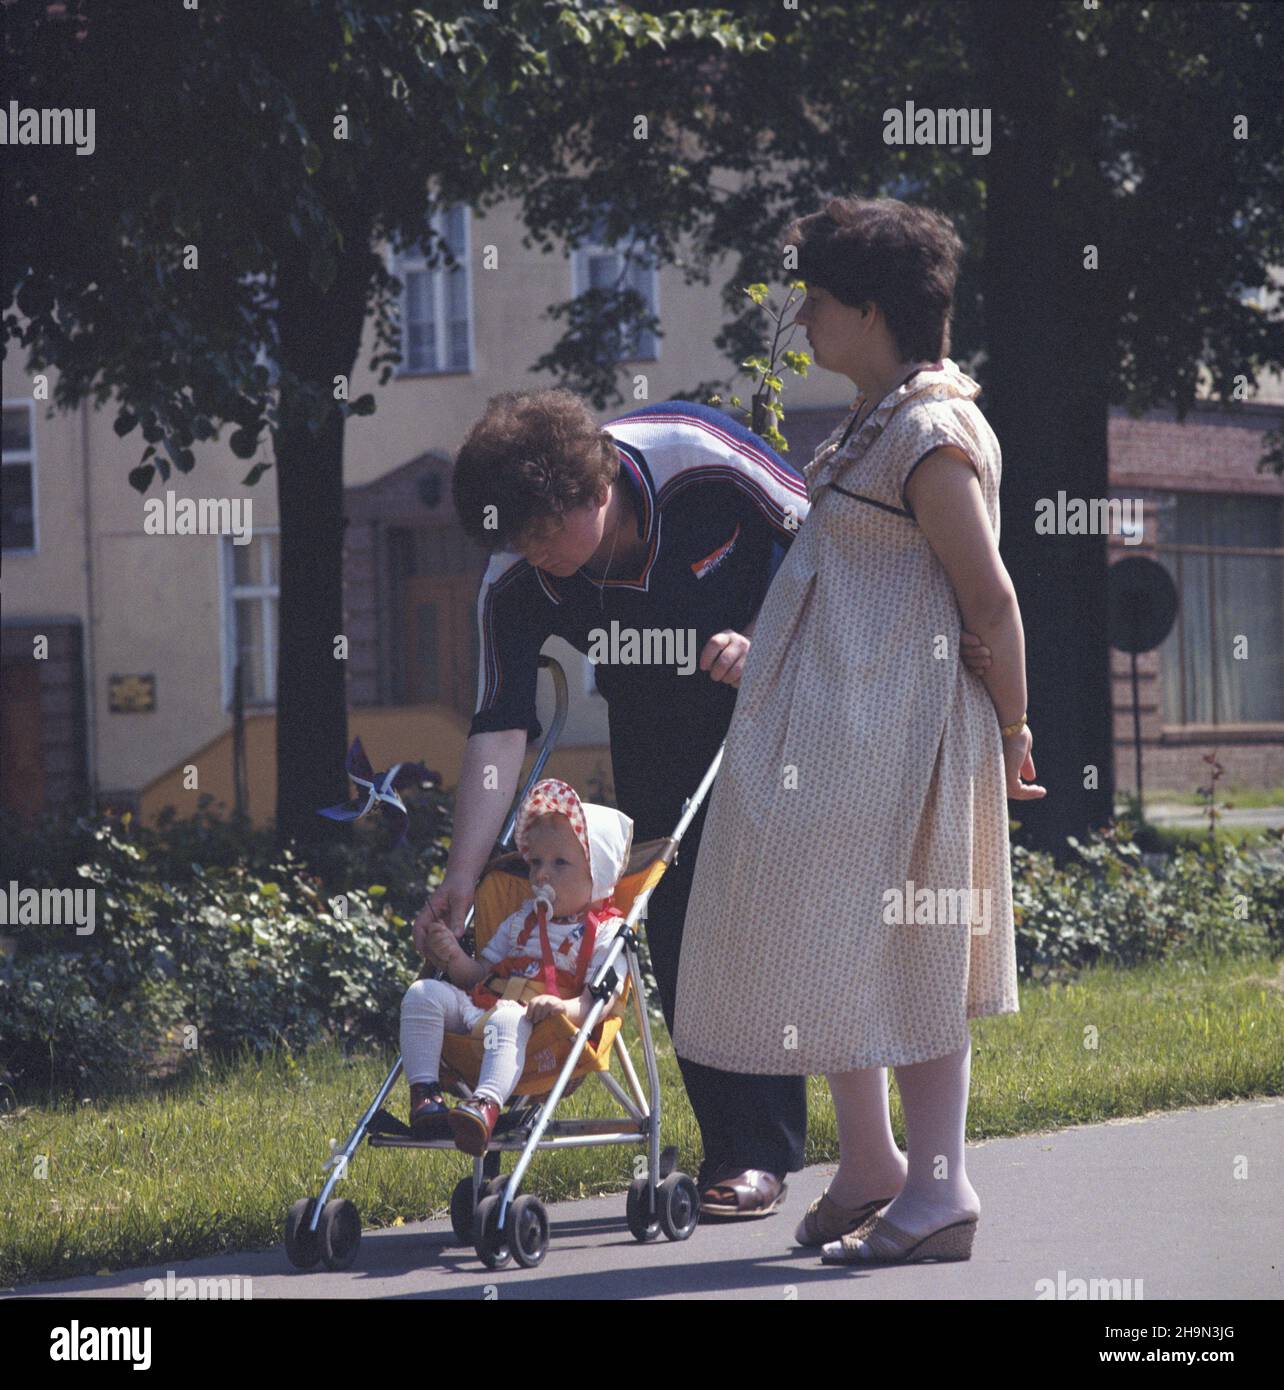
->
[794, 1191, 894, 1248]
[820, 1212, 979, 1265]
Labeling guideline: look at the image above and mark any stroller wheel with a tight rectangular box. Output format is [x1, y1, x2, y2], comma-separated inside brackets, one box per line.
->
[318, 1198, 362, 1271]
[284, 1198, 322, 1269]
[626, 1176, 661, 1242]
[658, 1173, 700, 1241]
[474, 1194, 513, 1270]
[509, 1195, 549, 1268]
[451, 1176, 507, 1244]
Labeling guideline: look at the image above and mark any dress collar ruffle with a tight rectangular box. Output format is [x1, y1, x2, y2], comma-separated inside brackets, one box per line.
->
[806, 358, 981, 491]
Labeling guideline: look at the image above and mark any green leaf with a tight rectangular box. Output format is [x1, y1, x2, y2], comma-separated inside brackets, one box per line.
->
[242, 461, 273, 486]
[128, 464, 155, 494]
[113, 410, 138, 437]
[302, 142, 323, 176]
[348, 393, 376, 416]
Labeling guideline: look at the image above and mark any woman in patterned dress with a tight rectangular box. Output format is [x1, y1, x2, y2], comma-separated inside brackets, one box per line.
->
[670, 196, 1047, 1265]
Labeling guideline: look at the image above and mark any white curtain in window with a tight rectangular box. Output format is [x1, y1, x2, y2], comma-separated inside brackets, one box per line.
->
[1164, 494, 1283, 724]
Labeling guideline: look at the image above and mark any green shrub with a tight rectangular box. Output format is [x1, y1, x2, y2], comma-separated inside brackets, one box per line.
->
[0, 794, 452, 1097]
[3, 801, 1279, 1100]
[1013, 823, 1283, 980]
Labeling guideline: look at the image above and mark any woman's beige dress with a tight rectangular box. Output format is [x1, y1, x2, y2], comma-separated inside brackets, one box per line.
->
[671, 358, 1018, 1074]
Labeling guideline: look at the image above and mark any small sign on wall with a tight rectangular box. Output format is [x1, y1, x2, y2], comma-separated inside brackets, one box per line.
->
[109, 674, 156, 713]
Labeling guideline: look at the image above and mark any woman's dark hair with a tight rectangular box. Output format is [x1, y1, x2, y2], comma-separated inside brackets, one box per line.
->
[783, 197, 963, 362]
[451, 388, 619, 551]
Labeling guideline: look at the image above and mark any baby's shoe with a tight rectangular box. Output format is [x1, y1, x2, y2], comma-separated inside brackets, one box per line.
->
[448, 1097, 500, 1156]
[408, 1082, 451, 1139]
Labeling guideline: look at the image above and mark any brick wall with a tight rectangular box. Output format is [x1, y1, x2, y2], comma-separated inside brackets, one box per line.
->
[1109, 402, 1283, 792]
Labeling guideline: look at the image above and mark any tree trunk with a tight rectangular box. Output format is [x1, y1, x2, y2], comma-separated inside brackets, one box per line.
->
[977, 0, 1116, 857]
[270, 238, 375, 847]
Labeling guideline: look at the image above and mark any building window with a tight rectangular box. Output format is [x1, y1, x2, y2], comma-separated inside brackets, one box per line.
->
[2, 400, 36, 552]
[393, 206, 473, 374]
[223, 531, 279, 706]
[1137, 490, 1284, 726]
[571, 220, 660, 362]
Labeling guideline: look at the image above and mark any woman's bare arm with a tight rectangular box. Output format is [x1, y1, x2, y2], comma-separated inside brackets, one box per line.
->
[905, 447, 1046, 801]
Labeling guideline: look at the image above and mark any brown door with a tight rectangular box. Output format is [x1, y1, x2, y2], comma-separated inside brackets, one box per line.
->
[1, 663, 46, 820]
[400, 575, 479, 718]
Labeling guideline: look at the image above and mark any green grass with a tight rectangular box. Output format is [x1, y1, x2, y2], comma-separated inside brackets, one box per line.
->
[2, 951, 1281, 1287]
[1133, 822, 1274, 853]
[1121, 786, 1284, 811]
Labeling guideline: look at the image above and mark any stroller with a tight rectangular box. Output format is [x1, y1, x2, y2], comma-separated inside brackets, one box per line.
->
[284, 655, 724, 1271]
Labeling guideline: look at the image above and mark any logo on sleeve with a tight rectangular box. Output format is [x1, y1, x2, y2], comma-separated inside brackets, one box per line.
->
[690, 523, 741, 580]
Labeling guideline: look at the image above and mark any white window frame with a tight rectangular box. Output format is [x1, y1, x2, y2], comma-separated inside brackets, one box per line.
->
[388, 206, 475, 376]
[1, 398, 38, 555]
[220, 528, 280, 710]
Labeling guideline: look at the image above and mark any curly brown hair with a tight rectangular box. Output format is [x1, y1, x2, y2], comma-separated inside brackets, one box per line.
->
[451, 389, 619, 551]
[783, 197, 963, 362]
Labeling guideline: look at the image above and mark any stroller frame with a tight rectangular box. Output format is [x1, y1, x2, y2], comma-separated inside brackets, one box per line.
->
[283, 655, 724, 1271]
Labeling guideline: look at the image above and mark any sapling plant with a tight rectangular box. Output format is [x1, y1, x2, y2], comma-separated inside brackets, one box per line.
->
[708, 282, 810, 455]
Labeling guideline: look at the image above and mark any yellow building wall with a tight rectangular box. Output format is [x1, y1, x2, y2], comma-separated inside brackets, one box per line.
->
[137, 701, 615, 827]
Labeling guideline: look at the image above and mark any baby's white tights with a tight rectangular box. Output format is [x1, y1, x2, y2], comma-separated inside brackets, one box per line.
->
[400, 978, 533, 1105]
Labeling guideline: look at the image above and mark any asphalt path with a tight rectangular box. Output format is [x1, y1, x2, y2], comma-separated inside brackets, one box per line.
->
[5, 1097, 1280, 1301]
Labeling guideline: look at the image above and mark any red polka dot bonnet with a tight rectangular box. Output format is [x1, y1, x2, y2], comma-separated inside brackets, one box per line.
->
[514, 778, 634, 904]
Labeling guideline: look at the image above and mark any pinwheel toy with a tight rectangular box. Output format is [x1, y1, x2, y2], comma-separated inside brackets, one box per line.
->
[316, 738, 437, 848]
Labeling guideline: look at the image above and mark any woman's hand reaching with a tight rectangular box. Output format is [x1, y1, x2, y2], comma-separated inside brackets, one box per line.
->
[1002, 726, 1047, 801]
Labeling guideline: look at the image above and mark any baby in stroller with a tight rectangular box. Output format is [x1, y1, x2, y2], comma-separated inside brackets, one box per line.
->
[401, 778, 634, 1154]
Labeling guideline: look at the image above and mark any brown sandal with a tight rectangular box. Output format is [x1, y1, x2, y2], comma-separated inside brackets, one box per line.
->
[795, 1191, 892, 1248]
[699, 1168, 788, 1219]
[820, 1212, 979, 1265]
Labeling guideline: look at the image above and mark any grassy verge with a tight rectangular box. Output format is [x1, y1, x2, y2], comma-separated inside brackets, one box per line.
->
[1134, 823, 1273, 853]
[3, 950, 1281, 1287]
[1118, 786, 1284, 811]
